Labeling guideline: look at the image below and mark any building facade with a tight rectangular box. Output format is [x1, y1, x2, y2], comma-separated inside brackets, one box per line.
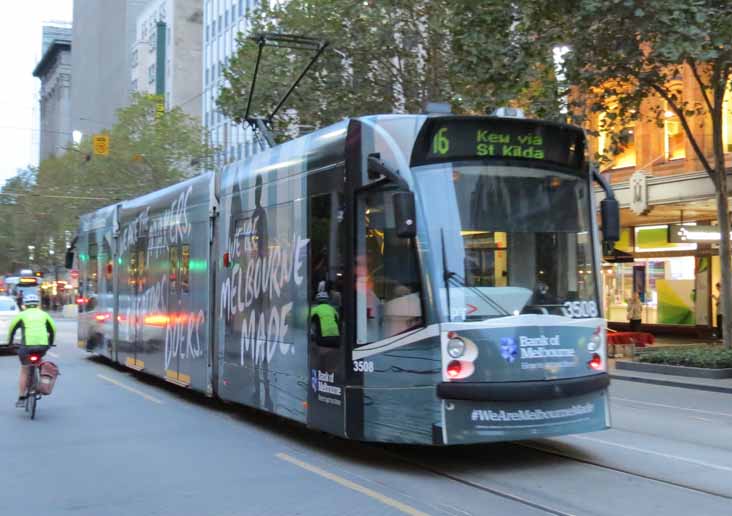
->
[33, 25, 72, 161]
[129, 0, 203, 119]
[70, 0, 149, 137]
[203, 0, 261, 166]
[591, 69, 732, 335]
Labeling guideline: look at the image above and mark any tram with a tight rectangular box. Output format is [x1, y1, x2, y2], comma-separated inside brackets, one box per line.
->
[70, 113, 619, 445]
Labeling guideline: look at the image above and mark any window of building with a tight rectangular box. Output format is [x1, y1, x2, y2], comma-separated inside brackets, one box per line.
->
[206, 24, 209, 42]
[147, 64, 156, 84]
[130, 79, 138, 92]
[664, 97, 685, 160]
[237, 143, 242, 160]
[225, 9, 229, 26]
[597, 112, 636, 170]
[218, 15, 222, 33]
[723, 82, 732, 153]
[131, 49, 138, 67]
[239, 0, 244, 14]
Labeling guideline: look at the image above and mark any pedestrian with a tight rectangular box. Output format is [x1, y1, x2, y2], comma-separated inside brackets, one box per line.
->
[627, 291, 642, 332]
[713, 282, 722, 339]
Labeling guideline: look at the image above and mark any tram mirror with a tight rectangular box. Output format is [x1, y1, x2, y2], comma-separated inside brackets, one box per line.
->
[393, 191, 416, 238]
[600, 198, 620, 244]
[65, 249, 74, 269]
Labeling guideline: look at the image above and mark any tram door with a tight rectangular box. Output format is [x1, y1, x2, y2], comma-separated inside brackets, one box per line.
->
[307, 183, 347, 436]
[129, 240, 146, 370]
[165, 243, 192, 386]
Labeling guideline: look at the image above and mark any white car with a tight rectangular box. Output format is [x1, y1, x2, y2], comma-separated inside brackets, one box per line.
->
[0, 296, 21, 348]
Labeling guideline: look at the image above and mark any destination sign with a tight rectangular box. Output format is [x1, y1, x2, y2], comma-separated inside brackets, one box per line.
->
[410, 116, 586, 172]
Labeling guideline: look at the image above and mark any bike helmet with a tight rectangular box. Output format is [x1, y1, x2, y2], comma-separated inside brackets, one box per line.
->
[23, 294, 40, 307]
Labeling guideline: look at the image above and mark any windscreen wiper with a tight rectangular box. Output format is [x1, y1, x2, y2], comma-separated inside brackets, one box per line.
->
[446, 272, 512, 317]
[440, 228, 511, 319]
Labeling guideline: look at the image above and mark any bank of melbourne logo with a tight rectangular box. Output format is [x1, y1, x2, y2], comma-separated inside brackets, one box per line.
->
[500, 337, 518, 363]
[311, 369, 318, 393]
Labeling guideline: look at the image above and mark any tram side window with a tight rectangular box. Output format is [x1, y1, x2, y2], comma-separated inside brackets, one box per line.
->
[103, 240, 113, 294]
[181, 244, 190, 293]
[137, 248, 146, 291]
[356, 189, 423, 345]
[169, 246, 178, 293]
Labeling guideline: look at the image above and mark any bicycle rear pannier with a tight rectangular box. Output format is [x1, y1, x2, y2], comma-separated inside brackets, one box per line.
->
[38, 361, 59, 395]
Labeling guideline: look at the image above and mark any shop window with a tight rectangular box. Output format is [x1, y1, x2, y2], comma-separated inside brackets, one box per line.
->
[664, 103, 685, 160]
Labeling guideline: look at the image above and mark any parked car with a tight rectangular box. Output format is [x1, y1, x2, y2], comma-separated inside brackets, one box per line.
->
[0, 295, 20, 349]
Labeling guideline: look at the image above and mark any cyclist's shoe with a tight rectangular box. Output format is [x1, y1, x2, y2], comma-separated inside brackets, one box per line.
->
[16, 396, 27, 408]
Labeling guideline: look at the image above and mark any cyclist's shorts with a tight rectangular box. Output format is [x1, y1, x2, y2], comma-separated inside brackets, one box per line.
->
[18, 346, 48, 365]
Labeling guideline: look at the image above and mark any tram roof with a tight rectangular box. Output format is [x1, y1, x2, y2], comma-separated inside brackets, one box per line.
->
[220, 114, 435, 190]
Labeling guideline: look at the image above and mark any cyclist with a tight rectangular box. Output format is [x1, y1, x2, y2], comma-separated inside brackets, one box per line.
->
[8, 294, 56, 407]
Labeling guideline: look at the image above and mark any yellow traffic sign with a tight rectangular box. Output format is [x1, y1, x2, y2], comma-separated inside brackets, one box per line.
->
[93, 134, 109, 156]
[156, 101, 165, 119]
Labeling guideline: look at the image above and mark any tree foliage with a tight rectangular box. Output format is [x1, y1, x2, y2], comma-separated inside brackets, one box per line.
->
[0, 94, 214, 274]
[217, 0, 563, 139]
[551, 0, 732, 348]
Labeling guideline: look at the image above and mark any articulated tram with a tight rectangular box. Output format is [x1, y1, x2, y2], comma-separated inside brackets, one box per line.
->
[72, 114, 617, 445]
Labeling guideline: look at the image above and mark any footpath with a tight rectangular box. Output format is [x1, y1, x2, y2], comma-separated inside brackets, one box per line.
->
[609, 358, 732, 394]
[608, 334, 732, 393]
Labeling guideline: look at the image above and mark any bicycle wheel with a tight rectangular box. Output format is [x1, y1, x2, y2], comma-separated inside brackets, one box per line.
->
[29, 391, 37, 419]
[24, 368, 33, 413]
[28, 367, 39, 420]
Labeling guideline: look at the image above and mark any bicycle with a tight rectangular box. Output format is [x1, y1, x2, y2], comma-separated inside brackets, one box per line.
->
[24, 352, 43, 420]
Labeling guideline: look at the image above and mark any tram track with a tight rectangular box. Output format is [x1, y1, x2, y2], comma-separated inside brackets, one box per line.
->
[373, 436, 732, 516]
[517, 439, 732, 501]
[376, 447, 578, 516]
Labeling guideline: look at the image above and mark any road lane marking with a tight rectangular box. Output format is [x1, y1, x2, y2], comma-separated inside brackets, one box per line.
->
[97, 374, 163, 404]
[691, 416, 713, 423]
[48, 351, 59, 358]
[276, 452, 430, 516]
[613, 396, 732, 418]
[573, 435, 732, 472]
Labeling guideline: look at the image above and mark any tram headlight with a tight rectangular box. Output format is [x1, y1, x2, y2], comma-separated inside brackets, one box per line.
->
[447, 338, 466, 358]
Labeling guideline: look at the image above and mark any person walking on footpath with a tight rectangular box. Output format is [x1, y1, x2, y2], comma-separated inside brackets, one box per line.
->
[627, 291, 643, 332]
[713, 282, 722, 339]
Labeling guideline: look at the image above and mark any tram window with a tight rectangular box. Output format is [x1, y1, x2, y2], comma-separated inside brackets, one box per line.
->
[128, 254, 137, 287]
[181, 244, 190, 293]
[356, 189, 423, 345]
[103, 240, 113, 293]
[137, 248, 146, 290]
[87, 242, 98, 295]
[169, 246, 178, 293]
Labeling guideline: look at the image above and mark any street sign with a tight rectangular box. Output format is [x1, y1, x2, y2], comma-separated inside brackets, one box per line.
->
[93, 134, 110, 156]
[668, 224, 729, 243]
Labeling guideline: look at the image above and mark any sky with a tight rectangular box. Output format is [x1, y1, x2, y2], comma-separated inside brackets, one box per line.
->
[0, 0, 73, 185]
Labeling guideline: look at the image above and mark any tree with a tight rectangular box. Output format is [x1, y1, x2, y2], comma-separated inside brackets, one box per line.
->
[553, 0, 732, 348]
[0, 93, 215, 274]
[217, 0, 565, 139]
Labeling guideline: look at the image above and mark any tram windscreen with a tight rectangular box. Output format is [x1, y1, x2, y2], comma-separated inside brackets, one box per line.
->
[413, 163, 598, 321]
